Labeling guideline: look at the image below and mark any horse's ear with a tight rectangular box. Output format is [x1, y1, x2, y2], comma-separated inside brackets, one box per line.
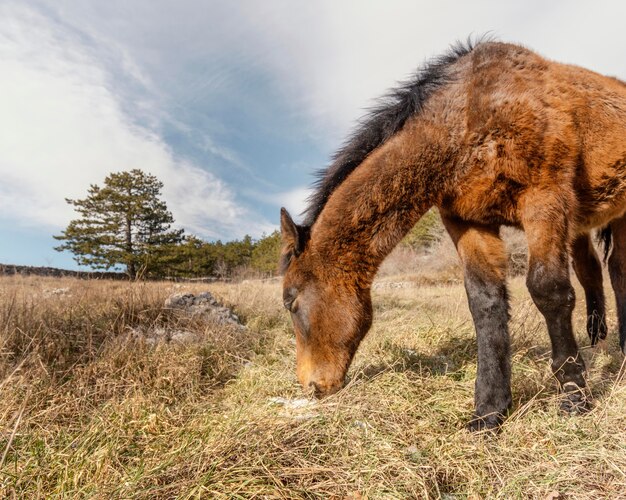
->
[280, 207, 302, 255]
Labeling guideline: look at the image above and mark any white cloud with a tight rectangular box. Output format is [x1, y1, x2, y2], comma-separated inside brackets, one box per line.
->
[3, 0, 626, 246]
[252, 186, 313, 221]
[281, 187, 314, 220]
[229, 0, 626, 138]
[0, 3, 272, 240]
[238, 184, 312, 230]
[32, 1, 626, 167]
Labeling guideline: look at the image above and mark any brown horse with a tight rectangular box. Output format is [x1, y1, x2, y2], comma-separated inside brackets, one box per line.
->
[280, 40, 626, 431]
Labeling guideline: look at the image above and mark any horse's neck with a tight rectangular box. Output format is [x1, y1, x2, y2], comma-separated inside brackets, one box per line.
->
[310, 126, 446, 285]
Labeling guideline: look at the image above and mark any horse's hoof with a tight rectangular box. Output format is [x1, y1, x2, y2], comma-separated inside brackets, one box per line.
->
[467, 413, 504, 433]
[559, 383, 591, 415]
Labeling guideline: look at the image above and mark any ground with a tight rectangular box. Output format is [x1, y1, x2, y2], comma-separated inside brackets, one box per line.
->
[0, 273, 624, 498]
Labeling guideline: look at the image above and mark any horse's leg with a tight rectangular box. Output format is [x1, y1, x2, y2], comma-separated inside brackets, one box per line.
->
[522, 197, 588, 413]
[571, 233, 607, 346]
[442, 216, 511, 431]
[608, 216, 626, 354]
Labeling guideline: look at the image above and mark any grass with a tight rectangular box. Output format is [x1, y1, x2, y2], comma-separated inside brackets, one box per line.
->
[0, 274, 624, 498]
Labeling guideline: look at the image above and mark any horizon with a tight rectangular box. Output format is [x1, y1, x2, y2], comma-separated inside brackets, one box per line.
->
[2, 1, 626, 270]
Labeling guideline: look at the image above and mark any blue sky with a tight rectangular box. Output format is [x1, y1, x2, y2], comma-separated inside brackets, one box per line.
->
[1, 1, 626, 269]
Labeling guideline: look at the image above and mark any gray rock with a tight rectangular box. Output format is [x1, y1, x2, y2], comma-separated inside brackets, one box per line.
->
[164, 291, 244, 328]
[43, 287, 71, 297]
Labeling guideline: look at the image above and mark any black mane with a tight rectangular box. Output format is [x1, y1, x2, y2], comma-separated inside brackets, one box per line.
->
[301, 38, 481, 227]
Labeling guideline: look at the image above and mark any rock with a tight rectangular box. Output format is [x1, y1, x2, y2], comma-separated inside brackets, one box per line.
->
[268, 397, 319, 420]
[353, 420, 369, 430]
[43, 287, 72, 298]
[169, 329, 201, 344]
[268, 397, 317, 409]
[127, 291, 245, 346]
[164, 291, 244, 328]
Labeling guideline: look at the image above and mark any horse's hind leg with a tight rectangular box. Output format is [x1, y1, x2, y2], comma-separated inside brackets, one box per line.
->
[442, 216, 511, 431]
[571, 233, 607, 346]
[522, 194, 588, 413]
[607, 216, 626, 354]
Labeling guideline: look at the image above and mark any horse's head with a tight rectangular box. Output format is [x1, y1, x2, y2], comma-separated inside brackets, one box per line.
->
[280, 208, 373, 398]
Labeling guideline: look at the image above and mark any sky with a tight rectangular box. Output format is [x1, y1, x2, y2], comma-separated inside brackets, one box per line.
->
[1, 0, 626, 269]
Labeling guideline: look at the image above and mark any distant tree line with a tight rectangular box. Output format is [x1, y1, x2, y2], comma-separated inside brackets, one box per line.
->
[152, 231, 281, 279]
[55, 169, 281, 279]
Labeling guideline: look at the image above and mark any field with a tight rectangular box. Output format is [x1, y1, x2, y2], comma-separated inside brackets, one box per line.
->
[0, 271, 625, 498]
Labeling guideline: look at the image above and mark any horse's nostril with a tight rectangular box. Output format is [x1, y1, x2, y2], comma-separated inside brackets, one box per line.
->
[308, 381, 322, 397]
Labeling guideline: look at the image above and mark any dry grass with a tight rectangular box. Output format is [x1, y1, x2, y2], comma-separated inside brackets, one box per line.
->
[0, 274, 625, 498]
[377, 225, 529, 282]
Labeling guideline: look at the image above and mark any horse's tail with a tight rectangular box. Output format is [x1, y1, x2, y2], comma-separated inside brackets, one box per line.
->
[597, 225, 613, 262]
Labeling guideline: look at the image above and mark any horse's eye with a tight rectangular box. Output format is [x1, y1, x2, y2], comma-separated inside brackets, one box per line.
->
[283, 287, 298, 311]
[284, 298, 299, 313]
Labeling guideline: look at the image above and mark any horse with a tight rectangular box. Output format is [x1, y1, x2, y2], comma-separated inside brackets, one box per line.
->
[279, 39, 626, 431]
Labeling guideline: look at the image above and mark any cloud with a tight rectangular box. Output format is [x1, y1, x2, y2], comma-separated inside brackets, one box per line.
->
[281, 187, 315, 220]
[3, 0, 626, 246]
[0, 2, 272, 240]
[226, 0, 626, 139]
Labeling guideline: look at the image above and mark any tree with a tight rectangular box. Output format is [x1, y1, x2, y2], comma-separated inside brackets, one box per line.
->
[400, 208, 443, 250]
[250, 231, 281, 275]
[152, 235, 217, 278]
[54, 169, 183, 278]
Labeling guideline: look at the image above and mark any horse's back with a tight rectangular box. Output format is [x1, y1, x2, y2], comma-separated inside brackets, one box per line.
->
[436, 42, 626, 232]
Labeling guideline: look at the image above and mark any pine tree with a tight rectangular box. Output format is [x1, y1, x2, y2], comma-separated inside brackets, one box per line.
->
[54, 169, 183, 278]
[152, 235, 217, 278]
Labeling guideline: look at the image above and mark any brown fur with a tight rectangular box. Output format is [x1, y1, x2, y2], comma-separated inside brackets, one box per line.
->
[281, 41, 626, 426]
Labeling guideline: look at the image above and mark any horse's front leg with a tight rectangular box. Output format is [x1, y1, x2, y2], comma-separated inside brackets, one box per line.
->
[522, 194, 588, 413]
[571, 233, 607, 346]
[442, 216, 512, 431]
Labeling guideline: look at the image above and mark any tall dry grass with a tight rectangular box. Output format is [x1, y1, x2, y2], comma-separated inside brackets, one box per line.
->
[0, 273, 624, 498]
[377, 225, 529, 282]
